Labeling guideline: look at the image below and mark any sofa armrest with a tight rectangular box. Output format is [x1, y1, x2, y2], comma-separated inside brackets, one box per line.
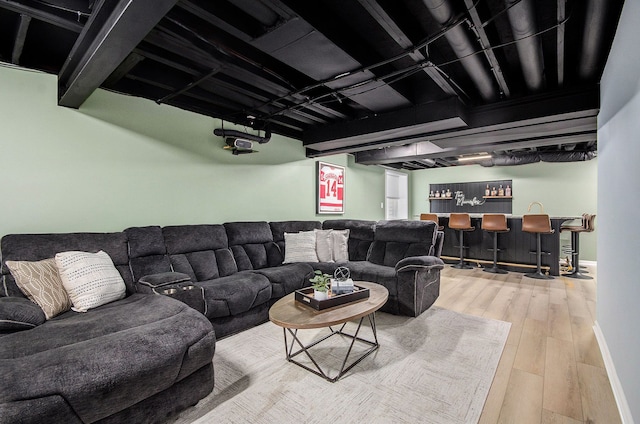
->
[395, 256, 443, 317]
[433, 231, 444, 258]
[0, 297, 46, 334]
[396, 256, 445, 273]
[137, 272, 192, 291]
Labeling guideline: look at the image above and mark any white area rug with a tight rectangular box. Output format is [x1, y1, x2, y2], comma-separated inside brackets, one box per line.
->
[175, 307, 510, 424]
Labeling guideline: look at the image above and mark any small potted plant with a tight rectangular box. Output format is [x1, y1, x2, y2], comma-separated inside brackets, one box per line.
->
[309, 270, 331, 300]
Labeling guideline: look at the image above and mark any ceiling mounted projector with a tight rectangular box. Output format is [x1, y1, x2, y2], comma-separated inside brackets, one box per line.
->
[228, 138, 253, 150]
[224, 137, 255, 155]
[214, 125, 270, 155]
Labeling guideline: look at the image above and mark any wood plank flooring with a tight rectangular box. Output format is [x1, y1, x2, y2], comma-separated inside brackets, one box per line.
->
[434, 264, 621, 424]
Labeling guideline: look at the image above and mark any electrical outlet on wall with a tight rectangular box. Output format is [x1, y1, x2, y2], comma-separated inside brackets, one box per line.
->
[381, 202, 384, 209]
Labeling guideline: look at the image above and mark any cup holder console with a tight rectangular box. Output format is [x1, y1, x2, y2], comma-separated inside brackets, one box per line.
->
[155, 283, 206, 315]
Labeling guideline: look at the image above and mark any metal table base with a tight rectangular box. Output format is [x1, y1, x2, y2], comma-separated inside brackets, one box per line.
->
[282, 313, 379, 383]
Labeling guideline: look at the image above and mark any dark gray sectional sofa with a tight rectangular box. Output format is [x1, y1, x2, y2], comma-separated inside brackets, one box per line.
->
[0, 232, 216, 424]
[0, 219, 444, 423]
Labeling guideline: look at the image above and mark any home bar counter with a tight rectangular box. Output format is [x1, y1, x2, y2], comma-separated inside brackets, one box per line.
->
[435, 215, 577, 276]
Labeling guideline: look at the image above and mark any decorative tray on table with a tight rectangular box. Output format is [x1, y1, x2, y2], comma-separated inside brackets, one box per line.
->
[294, 285, 370, 311]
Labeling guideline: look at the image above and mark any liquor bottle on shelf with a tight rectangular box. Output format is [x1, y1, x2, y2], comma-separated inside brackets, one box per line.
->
[491, 186, 497, 196]
[445, 188, 451, 198]
[485, 184, 490, 196]
[435, 190, 440, 198]
[430, 190, 434, 198]
[505, 185, 511, 197]
[498, 185, 504, 196]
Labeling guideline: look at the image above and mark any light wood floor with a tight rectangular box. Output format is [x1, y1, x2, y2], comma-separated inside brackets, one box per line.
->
[434, 264, 621, 424]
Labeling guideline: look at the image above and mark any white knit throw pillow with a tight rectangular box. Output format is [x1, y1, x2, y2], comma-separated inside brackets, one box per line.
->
[283, 231, 319, 263]
[55, 250, 126, 312]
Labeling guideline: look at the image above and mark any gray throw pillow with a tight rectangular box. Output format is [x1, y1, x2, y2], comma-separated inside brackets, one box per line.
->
[314, 229, 334, 262]
[331, 229, 350, 262]
[0, 297, 46, 333]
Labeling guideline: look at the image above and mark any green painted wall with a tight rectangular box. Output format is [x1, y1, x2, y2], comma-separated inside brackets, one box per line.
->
[410, 160, 598, 261]
[0, 65, 386, 237]
[0, 64, 598, 261]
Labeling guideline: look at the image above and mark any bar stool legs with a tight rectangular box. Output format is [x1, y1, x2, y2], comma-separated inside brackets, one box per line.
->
[561, 214, 595, 280]
[563, 231, 593, 279]
[449, 213, 475, 270]
[484, 230, 508, 274]
[522, 211, 554, 280]
[525, 233, 553, 279]
[481, 214, 509, 274]
[452, 229, 474, 269]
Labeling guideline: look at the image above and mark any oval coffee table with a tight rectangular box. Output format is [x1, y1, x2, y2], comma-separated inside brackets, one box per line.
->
[269, 281, 388, 382]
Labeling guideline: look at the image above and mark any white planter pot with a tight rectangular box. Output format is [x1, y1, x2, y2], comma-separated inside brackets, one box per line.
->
[314, 290, 328, 301]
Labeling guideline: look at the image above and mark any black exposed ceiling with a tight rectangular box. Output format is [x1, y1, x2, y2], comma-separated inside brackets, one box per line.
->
[0, 0, 625, 169]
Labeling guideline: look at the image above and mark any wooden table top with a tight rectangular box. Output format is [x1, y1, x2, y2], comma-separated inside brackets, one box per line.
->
[269, 281, 389, 330]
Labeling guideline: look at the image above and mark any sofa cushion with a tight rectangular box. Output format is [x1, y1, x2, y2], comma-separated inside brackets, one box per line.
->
[198, 272, 272, 319]
[344, 261, 398, 297]
[163, 224, 229, 253]
[162, 225, 238, 282]
[170, 249, 238, 282]
[374, 220, 437, 245]
[368, 220, 437, 267]
[368, 240, 434, 268]
[0, 232, 133, 297]
[0, 297, 46, 333]
[6, 258, 72, 319]
[0, 294, 215, 423]
[283, 231, 318, 263]
[225, 221, 273, 245]
[225, 222, 282, 270]
[55, 250, 127, 313]
[125, 226, 172, 282]
[253, 263, 315, 298]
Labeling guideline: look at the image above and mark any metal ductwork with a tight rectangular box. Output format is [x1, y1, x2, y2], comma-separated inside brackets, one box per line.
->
[480, 150, 596, 167]
[213, 127, 272, 144]
[579, 0, 608, 80]
[505, 0, 545, 92]
[423, 0, 496, 101]
[539, 150, 597, 162]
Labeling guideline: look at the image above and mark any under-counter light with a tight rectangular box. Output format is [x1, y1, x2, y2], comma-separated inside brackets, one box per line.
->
[457, 154, 492, 162]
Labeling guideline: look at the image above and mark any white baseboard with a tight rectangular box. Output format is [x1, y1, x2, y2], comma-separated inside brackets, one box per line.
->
[593, 321, 634, 423]
[580, 260, 598, 267]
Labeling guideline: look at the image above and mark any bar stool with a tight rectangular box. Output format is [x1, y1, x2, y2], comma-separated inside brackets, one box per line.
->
[561, 214, 588, 265]
[481, 214, 510, 274]
[420, 213, 444, 230]
[560, 214, 587, 274]
[449, 213, 475, 269]
[522, 213, 555, 279]
[561, 214, 595, 279]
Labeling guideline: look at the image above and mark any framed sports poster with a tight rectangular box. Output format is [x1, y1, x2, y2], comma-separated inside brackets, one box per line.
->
[317, 161, 345, 214]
